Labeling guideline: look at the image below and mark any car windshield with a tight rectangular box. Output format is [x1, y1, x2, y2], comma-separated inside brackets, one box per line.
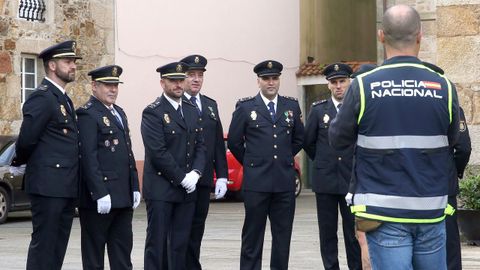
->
[0, 142, 15, 166]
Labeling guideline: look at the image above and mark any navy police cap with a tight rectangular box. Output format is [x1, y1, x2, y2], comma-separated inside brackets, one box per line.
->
[156, 62, 189, 79]
[39, 40, 82, 61]
[88, 65, 123, 84]
[323, 62, 353, 80]
[254, 60, 283, 77]
[350, 64, 377, 78]
[180, 55, 207, 71]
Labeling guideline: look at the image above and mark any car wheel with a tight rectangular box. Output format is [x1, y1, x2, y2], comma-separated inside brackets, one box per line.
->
[0, 186, 10, 224]
[295, 172, 302, 197]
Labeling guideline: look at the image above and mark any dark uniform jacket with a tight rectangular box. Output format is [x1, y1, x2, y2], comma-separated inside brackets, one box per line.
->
[141, 95, 206, 202]
[76, 96, 139, 209]
[13, 78, 79, 198]
[450, 107, 471, 195]
[183, 94, 228, 187]
[227, 93, 304, 192]
[304, 99, 353, 194]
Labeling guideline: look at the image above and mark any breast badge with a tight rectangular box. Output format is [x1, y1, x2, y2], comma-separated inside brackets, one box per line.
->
[60, 105, 67, 116]
[103, 116, 110, 126]
[164, 113, 171, 124]
[250, 111, 257, 121]
[105, 140, 111, 147]
[284, 110, 293, 124]
[208, 106, 217, 120]
[323, 114, 330, 124]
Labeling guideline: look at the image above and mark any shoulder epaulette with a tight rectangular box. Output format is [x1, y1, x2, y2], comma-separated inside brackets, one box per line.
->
[283, 95, 298, 101]
[312, 99, 327, 106]
[37, 84, 48, 91]
[237, 96, 254, 103]
[148, 99, 161, 109]
[82, 102, 93, 110]
[201, 94, 217, 103]
[422, 61, 445, 75]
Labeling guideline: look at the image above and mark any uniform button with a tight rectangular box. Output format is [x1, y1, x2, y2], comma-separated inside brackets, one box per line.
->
[129, 153, 132, 157]
[187, 164, 190, 168]
[129, 165, 132, 169]
[199, 118, 202, 121]
[338, 157, 342, 161]
[287, 130, 290, 134]
[274, 145, 277, 149]
[187, 142, 190, 145]
[78, 142, 81, 146]
[172, 131, 175, 134]
[273, 134, 277, 138]
[104, 177, 108, 181]
[256, 124, 259, 128]
[65, 120, 68, 123]
[157, 172, 162, 175]
[274, 155, 278, 159]
[187, 153, 190, 157]
[79, 154, 82, 159]
[250, 163, 254, 166]
[200, 128, 203, 131]
[56, 164, 60, 168]
[195, 128, 198, 132]
[273, 124, 277, 128]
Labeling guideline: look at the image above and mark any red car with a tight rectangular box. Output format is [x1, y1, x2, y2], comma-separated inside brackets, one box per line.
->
[214, 136, 302, 200]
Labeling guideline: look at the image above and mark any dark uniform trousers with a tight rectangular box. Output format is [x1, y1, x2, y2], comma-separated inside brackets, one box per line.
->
[304, 99, 361, 270]
[446, 107, 471, 270]
[76, 96, 139, 270]
[183, 94, 228, 270]
[141, 95, 206, 270]
[228, 94, 304, 270]
[13, 79, 79, 270]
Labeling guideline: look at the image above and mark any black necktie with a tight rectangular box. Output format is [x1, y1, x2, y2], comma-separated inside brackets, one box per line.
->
[65, 94, 74, 112]
[337, 103, 342, 111]
[190, 96, 201, 116]
[177, 105, 184, 118]
[110, 107, 124, 128]
[268, 101, 275, 121]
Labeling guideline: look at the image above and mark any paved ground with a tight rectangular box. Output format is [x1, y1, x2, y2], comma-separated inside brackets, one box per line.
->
[1, 190, 480, 269]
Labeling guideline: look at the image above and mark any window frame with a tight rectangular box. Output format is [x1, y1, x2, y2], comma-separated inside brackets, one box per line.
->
[20, 54, 38, 104]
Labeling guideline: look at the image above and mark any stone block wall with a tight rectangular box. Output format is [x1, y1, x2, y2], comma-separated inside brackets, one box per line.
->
[0, 0, 114, 135]
[377, 0, 480, 164]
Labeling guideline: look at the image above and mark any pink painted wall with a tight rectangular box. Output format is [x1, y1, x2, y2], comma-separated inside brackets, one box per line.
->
[115, 1, 300, 158]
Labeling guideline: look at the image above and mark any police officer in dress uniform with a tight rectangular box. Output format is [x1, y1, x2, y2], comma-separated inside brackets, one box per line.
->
[304, 62, 362, 270]
[422, 61, 472, 270]
[10, 40, 81, 270]
[227, 60, 304, 270]
[76, 65, 141, 270]
[141, 62, 206, 270]
[180, 55, 228, 270]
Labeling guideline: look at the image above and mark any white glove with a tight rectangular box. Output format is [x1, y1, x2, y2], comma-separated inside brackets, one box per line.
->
[9, 165, 26, 176]
[97, 194, 111, 214]
[345, 192, 353, 206]
[132, 191, 141, 209]
[215, 178, 228, 199]
[181, 171, 200, 193]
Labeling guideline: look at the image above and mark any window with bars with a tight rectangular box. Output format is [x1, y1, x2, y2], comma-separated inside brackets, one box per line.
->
[21, 55, 38, 103]
[18, 0, 46, 22]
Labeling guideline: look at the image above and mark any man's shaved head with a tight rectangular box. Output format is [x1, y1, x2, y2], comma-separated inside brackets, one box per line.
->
[382, 5, 421, 49]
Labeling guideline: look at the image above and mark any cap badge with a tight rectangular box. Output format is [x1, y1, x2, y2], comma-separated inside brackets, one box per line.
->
[103, 116, 110, 126]
[112, 67, 118, 77]
[164, 113, 171, 124]
[176, 64, 183, 72]
[267, 61, 273, 69]
[334, 64, 339, 71]
[72, 42, 76, 52]
[194, 56, 200, 64]
[60, 105, 67, 116]
[250, 111, 257, 121]
[323, 114, 330, 123]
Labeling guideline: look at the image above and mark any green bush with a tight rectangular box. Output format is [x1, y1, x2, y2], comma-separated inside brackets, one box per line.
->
[459, 174, 480, 210]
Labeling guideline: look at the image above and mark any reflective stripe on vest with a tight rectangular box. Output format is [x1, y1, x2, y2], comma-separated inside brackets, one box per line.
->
[351, 204, 455, 224]
[356, 63, 453, 124]
[357, 135, 449, 149]
[354, 193, 448, 210]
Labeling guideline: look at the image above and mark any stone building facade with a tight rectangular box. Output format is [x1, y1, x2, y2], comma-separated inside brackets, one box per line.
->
[0, 0, 115, 135]
[377, 0, 480, 164]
